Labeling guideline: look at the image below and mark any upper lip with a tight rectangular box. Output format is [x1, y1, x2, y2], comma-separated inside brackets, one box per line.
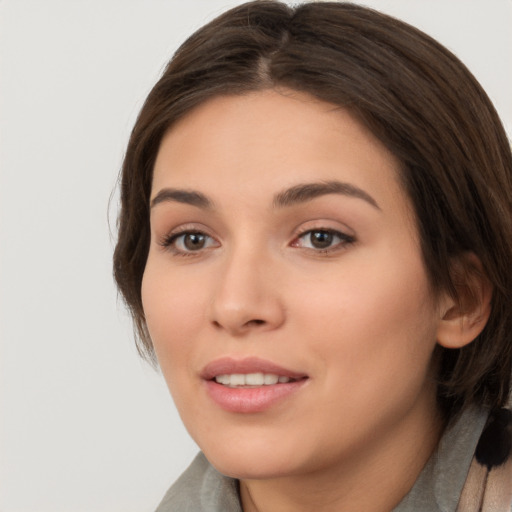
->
[200, 357, 308, 380]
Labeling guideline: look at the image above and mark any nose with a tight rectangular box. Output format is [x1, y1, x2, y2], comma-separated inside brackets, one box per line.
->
[209, 245, 286, 337]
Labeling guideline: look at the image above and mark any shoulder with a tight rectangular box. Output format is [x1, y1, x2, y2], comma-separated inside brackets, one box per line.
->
[458, 408, 512, 512]
[155, 452, 242, 512]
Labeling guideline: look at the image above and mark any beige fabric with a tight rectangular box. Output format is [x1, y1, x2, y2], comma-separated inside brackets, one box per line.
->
[457, 455, 512, 512]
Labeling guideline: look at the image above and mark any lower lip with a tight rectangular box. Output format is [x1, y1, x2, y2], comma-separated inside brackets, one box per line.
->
[204, 379, 307, 413]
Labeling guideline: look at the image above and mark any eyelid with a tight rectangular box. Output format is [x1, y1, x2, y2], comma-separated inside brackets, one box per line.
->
[290, 223, 356, 253]
[291, 219, 355, 240]
[293, 228, 355, 244]
[157, 222, 213, 241]
[154, 220, 356, 256]
[157, 223, 220, 256]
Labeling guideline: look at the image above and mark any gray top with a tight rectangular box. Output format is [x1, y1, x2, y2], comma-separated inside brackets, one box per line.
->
[155, 407, 488, 512]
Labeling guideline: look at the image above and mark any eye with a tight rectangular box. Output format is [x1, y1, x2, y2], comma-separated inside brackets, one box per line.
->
[162, 230, 219, 255]
[293, 229, 355, 252]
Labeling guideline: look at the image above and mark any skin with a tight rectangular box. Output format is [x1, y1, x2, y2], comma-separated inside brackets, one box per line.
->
[142, 89, 463, 511]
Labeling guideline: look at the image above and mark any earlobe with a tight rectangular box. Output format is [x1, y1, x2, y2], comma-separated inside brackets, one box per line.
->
[436, 254, 493, 350]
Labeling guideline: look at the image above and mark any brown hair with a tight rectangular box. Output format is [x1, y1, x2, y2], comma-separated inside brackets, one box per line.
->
[113, 1, 512, 417]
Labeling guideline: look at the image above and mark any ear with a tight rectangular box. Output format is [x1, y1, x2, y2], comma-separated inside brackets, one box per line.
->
[436, 253, 493, 350]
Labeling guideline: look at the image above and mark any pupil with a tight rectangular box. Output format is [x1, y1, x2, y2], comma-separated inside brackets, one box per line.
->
[311, 231, 332, 249]
[184, 233, 205, 250]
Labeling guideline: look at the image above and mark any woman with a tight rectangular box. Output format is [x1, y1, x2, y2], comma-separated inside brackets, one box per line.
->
[113, 1, 512, 510]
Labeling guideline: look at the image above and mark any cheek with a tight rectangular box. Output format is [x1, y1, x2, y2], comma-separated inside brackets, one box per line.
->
[293, 247, 439, 401]
[141, 260, 206, 370]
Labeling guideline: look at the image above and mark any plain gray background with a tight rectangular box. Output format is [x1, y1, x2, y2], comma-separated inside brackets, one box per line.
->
[1, 1, 511, 510]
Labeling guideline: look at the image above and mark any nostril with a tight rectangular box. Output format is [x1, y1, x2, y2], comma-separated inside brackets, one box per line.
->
[246, 319, 265, 327]
[210, 317, 267, 334]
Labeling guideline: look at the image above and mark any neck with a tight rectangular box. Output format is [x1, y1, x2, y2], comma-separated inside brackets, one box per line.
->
[240, 400, 444, 512]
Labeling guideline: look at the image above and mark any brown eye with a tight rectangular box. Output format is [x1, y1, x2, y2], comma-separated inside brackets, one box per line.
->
[183, 233, 207, 250]
[163, 230, 219, 254]
[309, 230, 334, 249]
[293, 229, 355, 252]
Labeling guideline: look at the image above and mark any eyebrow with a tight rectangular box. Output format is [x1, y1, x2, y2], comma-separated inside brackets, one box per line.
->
[273, 180, 381, 210]
[150, 180, 380, 211]
[150, 188, 214, 209]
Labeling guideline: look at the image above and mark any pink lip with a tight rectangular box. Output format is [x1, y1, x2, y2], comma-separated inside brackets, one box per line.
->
[201, 357, 308, 414]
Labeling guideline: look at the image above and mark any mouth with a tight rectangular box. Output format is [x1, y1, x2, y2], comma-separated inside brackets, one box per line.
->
[201, 357, 309, 413]
[213, 372, 300, 387]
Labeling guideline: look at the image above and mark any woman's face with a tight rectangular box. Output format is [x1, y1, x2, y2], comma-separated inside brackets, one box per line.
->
[142, 90, 445, 479]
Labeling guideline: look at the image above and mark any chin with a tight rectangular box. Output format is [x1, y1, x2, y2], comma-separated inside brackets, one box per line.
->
[200, 435, 303, 480]
[208, 454, 296, 480]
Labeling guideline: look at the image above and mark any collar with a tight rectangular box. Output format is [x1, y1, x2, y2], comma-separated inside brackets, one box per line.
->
[156, 407, 489, 512]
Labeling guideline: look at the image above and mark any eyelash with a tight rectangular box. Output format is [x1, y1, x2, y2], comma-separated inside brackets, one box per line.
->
[159, 229, 218, 257]
[159, 227, 356, 257]
[292, 228, 356, 254]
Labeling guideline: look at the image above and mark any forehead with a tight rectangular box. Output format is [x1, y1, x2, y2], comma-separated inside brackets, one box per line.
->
[152, 89, 408, 215]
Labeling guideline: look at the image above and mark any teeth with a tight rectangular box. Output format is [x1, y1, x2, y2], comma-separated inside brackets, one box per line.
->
[214, 373, 292, 387]
[246, 372, 264, 385]
[215, 374, 231, 385]
[264, 374, 279, 385]
[230, 374, 246, 386]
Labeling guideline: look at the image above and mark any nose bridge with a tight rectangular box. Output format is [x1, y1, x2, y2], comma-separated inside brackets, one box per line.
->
[210, 235, 284, 335]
